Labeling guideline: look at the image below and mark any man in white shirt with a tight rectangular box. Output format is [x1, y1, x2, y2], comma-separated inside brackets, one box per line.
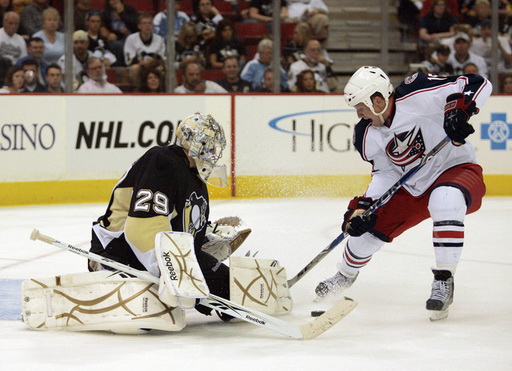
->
[77, 56, 122, 93]
[0, 12, 27, 64]
[174, 61, 227, 94]
[448, 32, 488, 78]
[124, 12, 166, 89]
[287, 39, 330, 93]
[471, 20, 512, 73]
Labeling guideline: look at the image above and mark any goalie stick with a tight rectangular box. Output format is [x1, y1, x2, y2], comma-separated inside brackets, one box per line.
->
[30, 229, 357, 340]
[287, 136, 451, 288]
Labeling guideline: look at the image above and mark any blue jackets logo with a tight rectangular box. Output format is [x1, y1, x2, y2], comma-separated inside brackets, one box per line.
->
[481, 113, 512, 150]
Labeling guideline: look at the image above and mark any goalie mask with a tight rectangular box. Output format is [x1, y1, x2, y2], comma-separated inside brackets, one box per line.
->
[176, 113, 227, 187]
[344, 66, 394, 123]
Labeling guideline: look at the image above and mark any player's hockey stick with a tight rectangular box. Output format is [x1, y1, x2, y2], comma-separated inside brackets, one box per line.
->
[30, 229, 357, 340]
[287, 136, 451, 288]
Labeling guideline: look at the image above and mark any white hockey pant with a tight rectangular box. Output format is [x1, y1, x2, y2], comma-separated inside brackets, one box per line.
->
[428, 186, 467, 272]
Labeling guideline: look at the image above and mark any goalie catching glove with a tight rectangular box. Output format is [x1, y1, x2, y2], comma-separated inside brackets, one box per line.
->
[342, 196, 377, 237]
[202, 216, 252, 261]
[443, 93, 478, 145]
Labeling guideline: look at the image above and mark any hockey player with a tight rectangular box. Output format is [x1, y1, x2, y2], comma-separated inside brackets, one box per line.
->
[22, 113, 292, 334]
[315, 66, 492, 319]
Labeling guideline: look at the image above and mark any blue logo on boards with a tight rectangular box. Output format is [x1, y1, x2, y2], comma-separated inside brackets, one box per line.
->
[481, 113, 512, 150]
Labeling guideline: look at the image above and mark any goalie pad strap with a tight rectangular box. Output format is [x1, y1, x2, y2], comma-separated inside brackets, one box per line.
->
[229, 256, 293, 315]
[21, 271, 186, 334]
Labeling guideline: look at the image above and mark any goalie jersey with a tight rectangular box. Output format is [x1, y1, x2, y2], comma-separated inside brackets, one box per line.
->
[90, 145, 210, 277]
[353, 72, 492, 198]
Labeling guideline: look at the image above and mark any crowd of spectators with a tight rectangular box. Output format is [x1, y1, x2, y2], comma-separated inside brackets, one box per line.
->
[0, 0, 335, 94]
[399, 0, 512, 93]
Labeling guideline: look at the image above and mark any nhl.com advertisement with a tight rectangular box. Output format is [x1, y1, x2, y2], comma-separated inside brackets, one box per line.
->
[0, 94, 511, 184]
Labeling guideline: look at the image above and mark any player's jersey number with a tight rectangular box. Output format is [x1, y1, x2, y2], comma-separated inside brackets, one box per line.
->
[134, 189, 169, 215]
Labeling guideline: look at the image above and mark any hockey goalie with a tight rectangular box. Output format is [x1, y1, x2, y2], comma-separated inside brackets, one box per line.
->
[22, 113, 293, 334]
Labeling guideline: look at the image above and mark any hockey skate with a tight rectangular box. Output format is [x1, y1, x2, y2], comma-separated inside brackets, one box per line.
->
[426, 269, 454, 321]
[315, 271, 358, 299]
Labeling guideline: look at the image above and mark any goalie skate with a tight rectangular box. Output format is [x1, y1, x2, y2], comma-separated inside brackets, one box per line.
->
[315, 271, 358, 298]
[426, 269, 454, 321]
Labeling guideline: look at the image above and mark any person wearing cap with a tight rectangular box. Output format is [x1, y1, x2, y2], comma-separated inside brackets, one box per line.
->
[448, 32, 488, 77]
[471, 20, 512, 73]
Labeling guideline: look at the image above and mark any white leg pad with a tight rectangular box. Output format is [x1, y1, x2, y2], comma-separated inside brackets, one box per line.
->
[21, 271, 186, 334]
[229, 256, 293, 315]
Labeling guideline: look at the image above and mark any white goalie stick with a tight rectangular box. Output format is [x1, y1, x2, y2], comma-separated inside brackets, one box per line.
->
[287, 136, 451, 288]
[30, 229, 357, 340]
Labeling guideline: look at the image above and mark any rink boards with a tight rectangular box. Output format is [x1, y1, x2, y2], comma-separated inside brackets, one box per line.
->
[1, 94, 511, 205]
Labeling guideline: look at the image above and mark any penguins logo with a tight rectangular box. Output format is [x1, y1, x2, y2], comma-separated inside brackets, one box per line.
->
[183, 192, 207, 236]
[386, 127, 426, 170]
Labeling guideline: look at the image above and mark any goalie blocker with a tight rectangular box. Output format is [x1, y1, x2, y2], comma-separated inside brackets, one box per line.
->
[22, 231, 292, 334]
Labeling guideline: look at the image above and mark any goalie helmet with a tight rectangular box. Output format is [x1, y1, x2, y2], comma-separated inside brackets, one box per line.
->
[344, 66, 394, 117]
[176, 113, 227, 187]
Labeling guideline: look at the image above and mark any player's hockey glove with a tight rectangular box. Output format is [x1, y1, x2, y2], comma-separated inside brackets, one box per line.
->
[201, 216, 251, 261]
[443, 93, 478, 145]
[342, 196, 377, 237]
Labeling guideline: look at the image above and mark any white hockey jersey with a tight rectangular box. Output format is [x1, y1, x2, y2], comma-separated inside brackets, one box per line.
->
[353, 73, 492, 198]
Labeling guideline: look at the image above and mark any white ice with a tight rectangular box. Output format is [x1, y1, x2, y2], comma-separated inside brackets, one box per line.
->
[1, 197, 511, 371]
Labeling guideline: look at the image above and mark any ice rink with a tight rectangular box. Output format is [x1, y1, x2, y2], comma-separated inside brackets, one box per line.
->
[1, 197, 511, 370]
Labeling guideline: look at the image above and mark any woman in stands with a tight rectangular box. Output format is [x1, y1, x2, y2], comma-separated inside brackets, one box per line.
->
[138, 68, 165, 93]
[0, 65, 25, 93]
[208, 19, 247, 69]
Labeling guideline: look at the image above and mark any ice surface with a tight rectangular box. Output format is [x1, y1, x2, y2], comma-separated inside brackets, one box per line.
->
[1, 198, 511, 370]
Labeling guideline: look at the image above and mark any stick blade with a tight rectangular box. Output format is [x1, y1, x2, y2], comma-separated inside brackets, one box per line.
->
[300, 296, 357, 340]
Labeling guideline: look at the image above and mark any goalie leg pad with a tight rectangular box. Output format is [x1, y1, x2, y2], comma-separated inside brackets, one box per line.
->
[229, 256, 293, 315]
[155, 231, 210, 310]
[21, 271, 186, 334]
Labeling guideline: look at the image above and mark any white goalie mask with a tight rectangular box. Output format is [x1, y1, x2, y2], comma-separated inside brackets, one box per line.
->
[176, 113, 228, 187]
[344, 66, 394, 121]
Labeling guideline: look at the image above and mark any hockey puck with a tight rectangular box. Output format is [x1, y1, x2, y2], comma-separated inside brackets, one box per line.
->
[310, 310, 325, 317]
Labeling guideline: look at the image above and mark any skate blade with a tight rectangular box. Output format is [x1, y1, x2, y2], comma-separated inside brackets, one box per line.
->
[429, 309, 449, 321]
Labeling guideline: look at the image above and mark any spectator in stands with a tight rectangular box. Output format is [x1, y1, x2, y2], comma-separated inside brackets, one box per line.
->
[248, 0, 287, 25]
[0, 11, 26, 63]
[33, 7, 65, 64]
[138, 68, 165, 93]
[44, 63, 63, 93]
[174, 60, 227, 93]
[216, 55, 252, 92]
[420, 0, 460, 21]
[85, 9, 117, 66]
[153, 0, 190, 39]
[471, 19, 512, 73]
[0, 0, 13, 22]
[77, 56, 122, 93]
[464, 0, 491, 29]
[75, 0, 92, 31]
[175, 21, 206, 69]
[240, 38, 288, 91]
[418, 0, 458, 58]
[208, 19, 246, 69]
[256, 67, 290, 92]
[462, 61, 479, 74]
[16, 36, 47, 85]
[19, 0, 49, 37]
[124, 12, 166, 90]
[292, 69, 321, 93]
[439, 22, 473, 54]
[20, 58, 44, 92]
[58, 30, 95, 90]
[397, 0, 421, 41]
[190, 0, 223, 44]
[100, 0, 139, 66]
[0, 64, 24, 92]
[448, 31, 488, 77]
[500, 73, 512, 94]
[287, 39, 329, 93]
[283, 22, 312, 69]
[421, 44, 454, 75]
[286, 0, 329, 42]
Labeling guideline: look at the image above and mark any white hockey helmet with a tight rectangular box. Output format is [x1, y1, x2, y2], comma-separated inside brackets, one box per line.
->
[176, 113, 227, 187]
[344, 66, 394, 116]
